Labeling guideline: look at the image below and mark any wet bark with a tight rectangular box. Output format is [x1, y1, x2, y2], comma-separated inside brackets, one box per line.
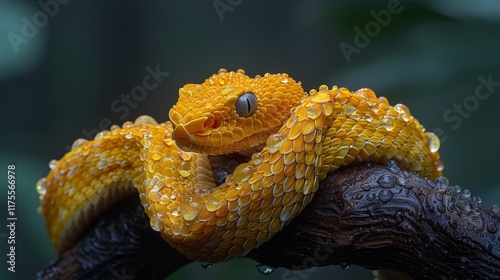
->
[35, 162, 500, 280]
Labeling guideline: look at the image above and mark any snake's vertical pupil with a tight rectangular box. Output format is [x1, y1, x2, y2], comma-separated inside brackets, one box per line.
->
[246, 98, 251, 112]
[236, 92, 257, 117]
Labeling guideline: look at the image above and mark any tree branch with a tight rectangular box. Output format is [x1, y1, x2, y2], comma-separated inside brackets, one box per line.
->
[35, 162, 500, 279]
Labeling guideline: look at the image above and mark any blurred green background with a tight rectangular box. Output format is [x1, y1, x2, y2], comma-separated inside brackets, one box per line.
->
[1, 0, 499, 279]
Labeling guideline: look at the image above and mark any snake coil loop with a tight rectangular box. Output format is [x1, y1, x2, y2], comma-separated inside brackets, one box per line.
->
[38, 69, 442, 263]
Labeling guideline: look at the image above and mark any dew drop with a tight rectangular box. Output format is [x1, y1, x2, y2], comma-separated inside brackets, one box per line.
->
[344, 104, 356, 116]
[252, 152, 263, 164]
[122, 121, 134, 129]
[306, 107, 319, 119]
[94, 131, 106, 140]
[36, 178, 47, 196]
[401, 113, 411, 122]
[164, 138, 174, 146]
[366, 193, 375, 201]
[397, 177, 406, 186]
[180, 201, 201, 221]
[457, 200, 471, 212]
[281, 78, 289, 84]
[379, 116, 395, 131]
[280, 210, 291, 222]
[178, 161, 191, 177]
[377, 174, 397, 188]
[454, 185, 462, 193]
[462, 189, 471, 198]
[178, 150, 192, 161]
[318, 84, 329, 92]
[378, 189, 394, 203]
[134, 115, 158, 125]
[152, 153, 162, 161]
[266, 133, 287, 153]
[200, 262, 212, 269]
[426, 132, 440, 153]
[378, 96, 389, 104]
[71, 138, 88, 150]
[256, 263, 275, 275]
[387, 160, 400, 174]
[48, 159, 58, 170]
[492, 205, 500, 213]
[437, 160, 445, 172]
[394, 104, 411, 121]
[150, 214, 162, 231]
[473, 196, 482, 204]
[434, 177, 449, 189]
[354, 88, 377, 99]
[486, 223, 497, 234]
[217, 77, 226, 85]
[321, 102, 334, 115]
[340, 263, 350, 270]
[233, 163, 255, 184]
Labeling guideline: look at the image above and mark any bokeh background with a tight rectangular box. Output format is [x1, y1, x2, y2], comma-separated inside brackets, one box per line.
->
[1, 0, 499, 279]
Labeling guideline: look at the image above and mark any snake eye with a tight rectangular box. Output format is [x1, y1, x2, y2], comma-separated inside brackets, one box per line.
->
[235, 92, 257, 117]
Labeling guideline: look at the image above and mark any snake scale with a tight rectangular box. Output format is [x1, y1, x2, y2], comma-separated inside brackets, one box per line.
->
[37, 69, 443, 263]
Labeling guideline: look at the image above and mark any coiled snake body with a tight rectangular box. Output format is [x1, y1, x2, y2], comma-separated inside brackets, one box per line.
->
[37, 69, 442, 263]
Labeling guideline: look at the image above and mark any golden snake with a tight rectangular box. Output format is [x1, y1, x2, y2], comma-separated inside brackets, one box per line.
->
[37, 69, 443, 263]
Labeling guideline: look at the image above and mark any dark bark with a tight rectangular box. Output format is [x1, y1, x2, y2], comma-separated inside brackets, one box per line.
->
[35, 162, 500, 280]
[35, 195, 187, 280]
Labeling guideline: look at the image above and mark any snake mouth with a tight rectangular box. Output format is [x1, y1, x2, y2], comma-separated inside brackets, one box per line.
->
[172, 115, 223, 151]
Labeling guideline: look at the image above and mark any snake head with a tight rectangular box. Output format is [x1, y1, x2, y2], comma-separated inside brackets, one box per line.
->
[169, 68, 304, 155]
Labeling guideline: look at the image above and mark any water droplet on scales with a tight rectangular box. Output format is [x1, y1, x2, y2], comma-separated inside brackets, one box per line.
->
[379, 116, 394, 131]
[48, 159, 58, 169]
[426, 132, 440, 153]
[178, 161, 190, 177]
[36, 178, 47, 196]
